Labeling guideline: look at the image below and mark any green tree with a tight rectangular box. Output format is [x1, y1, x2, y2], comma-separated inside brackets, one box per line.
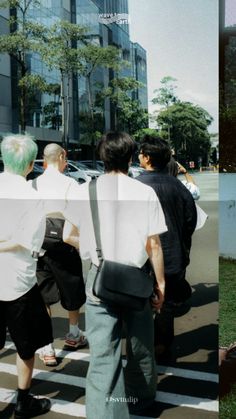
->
[152, 76, 178, 108]
[98, 76, 148, 133]
[116, 98, 148, 134]
[0, 0, 49, 132]
[157, 101, 213, 165]
[38, 28, 122, 156]
[133, 128, 160, 143]
[152, 76, 179, 141]
[75, 43, 122, 161]
[37, 20, 88, 148]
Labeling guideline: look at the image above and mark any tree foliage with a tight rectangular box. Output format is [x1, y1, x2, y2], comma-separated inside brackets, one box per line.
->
[37, 21, 87, 74]
[133, 128, 160, 143]
[0, 0, 49, 131]
[157, 101, 212, 163]
[152, 76, 178, 108]
[97, 76, 148, 133]
[77, 44, 122, 122]
[152, 76, 213, 164]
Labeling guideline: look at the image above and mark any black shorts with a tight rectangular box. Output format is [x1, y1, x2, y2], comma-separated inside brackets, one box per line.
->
[37, 247, 86, 311]
[0, 284, 53, 360]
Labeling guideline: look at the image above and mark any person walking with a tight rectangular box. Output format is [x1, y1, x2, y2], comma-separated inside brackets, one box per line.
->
[137, 135, 197, 357]
[168, 157, 208, 230]
[64, 131, 167, 418]
[32, 143, 87, 366]
[168, 158, 200, 200]
[0, 134, 52, 418]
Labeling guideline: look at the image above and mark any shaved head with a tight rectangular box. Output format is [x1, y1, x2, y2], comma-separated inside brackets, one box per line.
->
[43, 143, 65, 164]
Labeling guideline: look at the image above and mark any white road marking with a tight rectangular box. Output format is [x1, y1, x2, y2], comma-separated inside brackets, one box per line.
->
[157, 365, 218, 383]
[3, 341, 218, 383]
[0, 362, 86, 388]
[156, 391, 218, 412]
[0, 361, 218, 413]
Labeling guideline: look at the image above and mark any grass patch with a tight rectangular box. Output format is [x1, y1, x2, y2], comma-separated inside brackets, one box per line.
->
[220, 258, 236, 417]
[220, 257, 236, 345]
[220, 385, 236, 418]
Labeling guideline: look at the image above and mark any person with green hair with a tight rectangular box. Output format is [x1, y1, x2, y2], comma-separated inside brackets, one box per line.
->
[0, 134, 52, 418]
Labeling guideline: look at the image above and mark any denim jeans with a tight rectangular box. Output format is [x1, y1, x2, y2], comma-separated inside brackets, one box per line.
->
[85, 264, 156, 419]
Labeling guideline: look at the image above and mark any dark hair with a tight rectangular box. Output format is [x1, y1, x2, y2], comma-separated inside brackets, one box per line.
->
[97, 131, 136, 173]
[167, 157, 178, 177]
[139, 135, 171, 170]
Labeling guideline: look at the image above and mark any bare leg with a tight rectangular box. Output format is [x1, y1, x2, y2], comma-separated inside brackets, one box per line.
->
[68, 310, 79, 326]
[64, 310, 87, 349]
[16, 353, 34, 390]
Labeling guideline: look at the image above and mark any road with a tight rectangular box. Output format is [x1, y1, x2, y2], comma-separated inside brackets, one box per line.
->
[0, 172, 218, 418]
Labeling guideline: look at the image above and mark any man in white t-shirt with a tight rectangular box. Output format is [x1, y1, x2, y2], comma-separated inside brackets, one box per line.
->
[33, 144, 87, 366]
[0, 134, 52, 418]
[64, 132, 167, 419]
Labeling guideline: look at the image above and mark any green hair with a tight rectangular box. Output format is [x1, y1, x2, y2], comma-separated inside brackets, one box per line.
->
[1, 133, 38, 175]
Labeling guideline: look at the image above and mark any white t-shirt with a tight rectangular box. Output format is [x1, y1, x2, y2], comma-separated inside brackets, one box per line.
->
[0, 172, 46, 301]
[182, 180, 200, 200]
[33, 166, 81, 217]
[65, 173, 167, 267]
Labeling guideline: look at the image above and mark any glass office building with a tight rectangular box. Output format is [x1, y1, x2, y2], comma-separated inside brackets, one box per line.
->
[131, 43, 148, 109]
[0, 9, 12, 134]
[0, 0, 147, 154]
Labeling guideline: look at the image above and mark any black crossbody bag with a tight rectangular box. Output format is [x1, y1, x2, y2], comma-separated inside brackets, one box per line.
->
[32, 178, 68, 251]
[89, 178, 154, 311]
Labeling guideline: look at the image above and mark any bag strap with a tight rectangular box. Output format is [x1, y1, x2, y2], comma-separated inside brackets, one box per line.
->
[32, 177, 38, 190]
[89, 178, 103, 264]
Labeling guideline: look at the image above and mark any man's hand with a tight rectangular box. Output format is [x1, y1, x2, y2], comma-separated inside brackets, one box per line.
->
[151, 284, 165, 311]
[177, 162, 187, 174]
[146, 234, 165, 311]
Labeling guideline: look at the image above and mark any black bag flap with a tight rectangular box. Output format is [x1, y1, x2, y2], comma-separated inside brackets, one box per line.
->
[99, 260, 154, 298]
[45, 218, 64, 239]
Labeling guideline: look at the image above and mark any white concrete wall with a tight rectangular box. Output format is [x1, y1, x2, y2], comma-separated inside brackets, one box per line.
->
[220, 173, 236, 258]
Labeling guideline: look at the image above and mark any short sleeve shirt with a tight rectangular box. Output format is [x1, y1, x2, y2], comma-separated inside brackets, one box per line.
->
[181, 180, 200, 200]
[65, 173, 167, 267]
[32, 166, 81, 217]
[0, 172, 46, 301]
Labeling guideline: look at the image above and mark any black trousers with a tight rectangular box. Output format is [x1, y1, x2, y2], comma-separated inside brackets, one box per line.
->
[154, 270, 192, 348]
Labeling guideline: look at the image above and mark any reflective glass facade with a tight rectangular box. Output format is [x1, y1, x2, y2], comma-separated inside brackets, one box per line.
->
[0, 9, 12, 133]
[1, 0, 147, 150]
[94, 0, 129, 33]
[131, 43, 148, 109]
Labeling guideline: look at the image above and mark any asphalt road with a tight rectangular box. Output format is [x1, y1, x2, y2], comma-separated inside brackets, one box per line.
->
[0, 172, 218, 419]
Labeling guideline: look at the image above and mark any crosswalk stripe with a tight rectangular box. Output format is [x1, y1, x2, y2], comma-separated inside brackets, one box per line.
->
[0, 361, 218, 412]
[156, 391, 218, 412]
[0, 386, 218, 417]
[4, 341, 218, 383]
[0, 388, 86, 417]
[0, 388, 157, 419]
[0, 362, 86, 388]
[157, 365, 218, 383]
[4, 341, 90, 362]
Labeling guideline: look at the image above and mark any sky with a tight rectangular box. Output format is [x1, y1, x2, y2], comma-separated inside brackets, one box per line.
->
[128, 0, 218, 133]
[226, 0, 236, 26]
